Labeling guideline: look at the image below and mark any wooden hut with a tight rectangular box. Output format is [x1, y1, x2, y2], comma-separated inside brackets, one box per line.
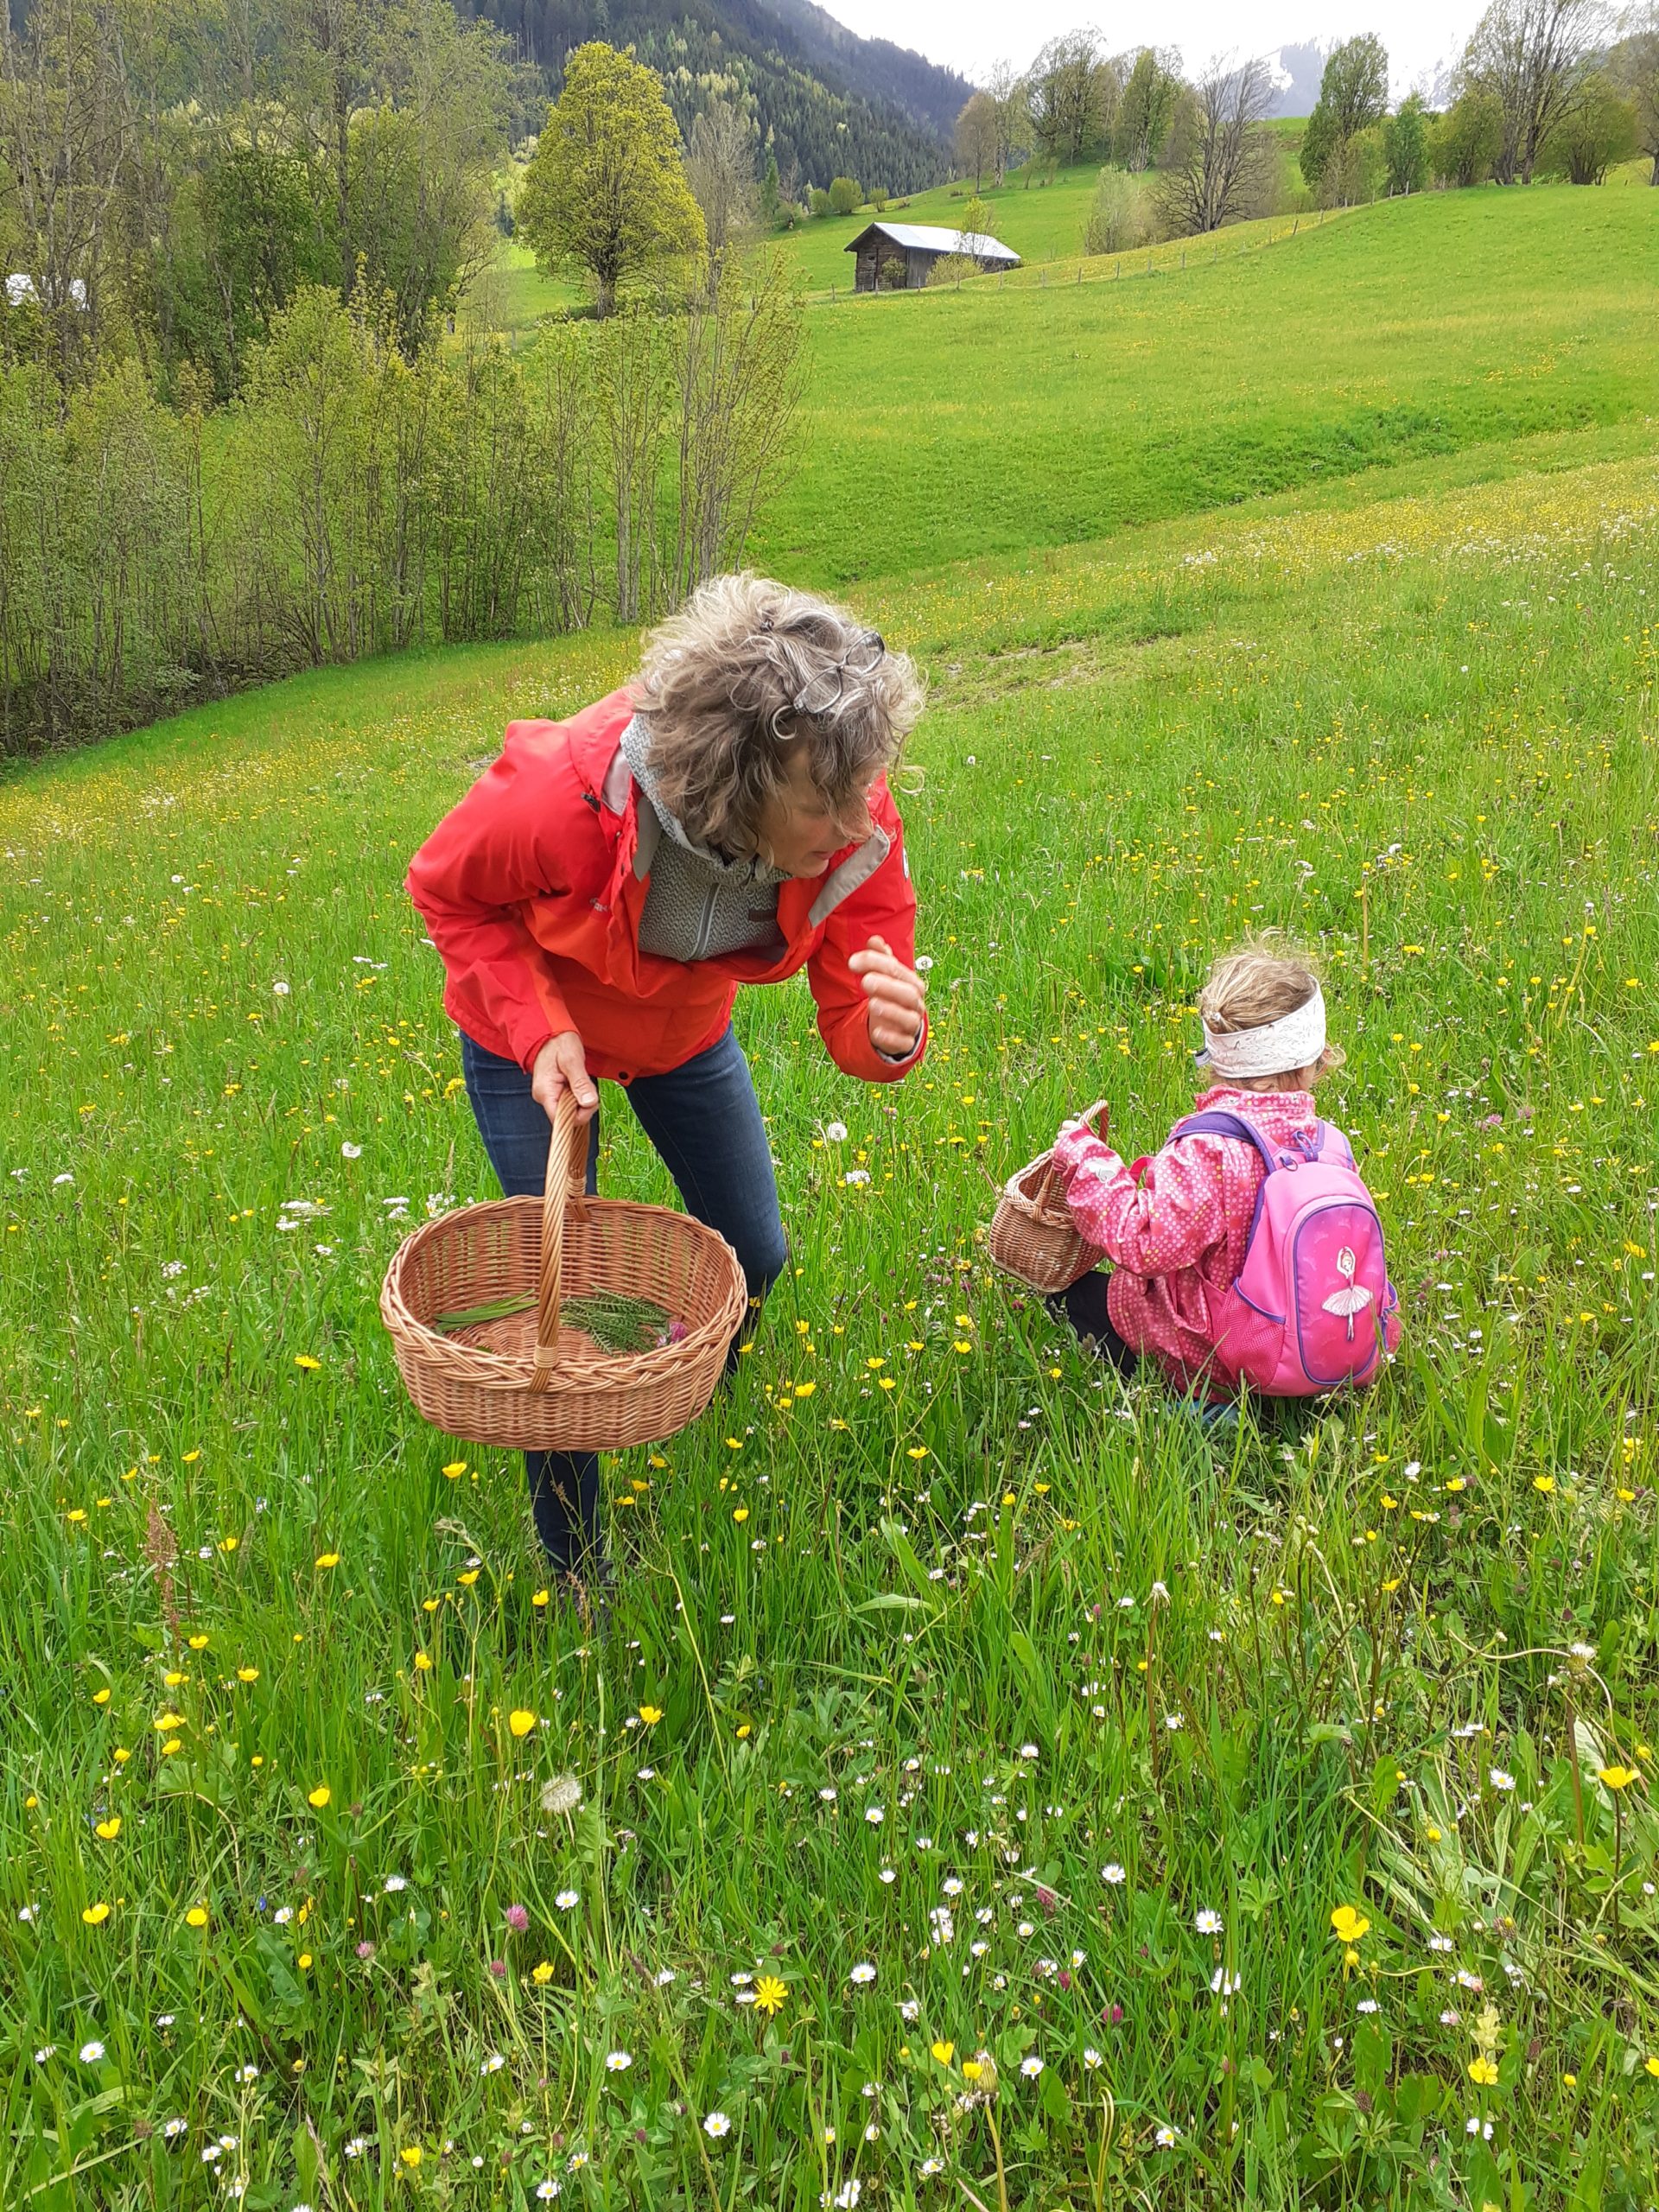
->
[845, 221, 1020, 293]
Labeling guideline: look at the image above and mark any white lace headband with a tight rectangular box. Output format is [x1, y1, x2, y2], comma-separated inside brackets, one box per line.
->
[1198, 986, 1326, 1078]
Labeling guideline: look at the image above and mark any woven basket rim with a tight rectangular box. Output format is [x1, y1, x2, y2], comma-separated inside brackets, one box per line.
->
[381, 1191, 744, 1397]
[1001, 1150, 1071, 1225]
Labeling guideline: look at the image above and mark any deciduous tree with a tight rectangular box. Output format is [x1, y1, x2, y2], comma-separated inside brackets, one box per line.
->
[1114, 48, 1181, 171]
[1027, 33, 1119, 167]
[1539, 67, 1637, 175]
[1460, 0, 1605, 182]
[1383, 91, 1430, 191]
[1610, 13, 1659, 181]
[517, 41, 704, 317]
[954, 89, 998, 189]
[1299, 34, 1390, 194]
[686, 97, 759, 273]
[986, 58, 1033, 183]
[1159, 54, 1275, 234]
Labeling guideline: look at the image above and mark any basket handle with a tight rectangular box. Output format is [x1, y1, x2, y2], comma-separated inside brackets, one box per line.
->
[1031, 1098, 1109, 1209]
[531, 1091, 590, 1389]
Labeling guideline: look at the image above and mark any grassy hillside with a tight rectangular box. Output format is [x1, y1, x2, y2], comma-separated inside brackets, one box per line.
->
[8, 166, 1659, 2208]
[757, 185, 1659, 582]
[4, 416, 1658, 2205]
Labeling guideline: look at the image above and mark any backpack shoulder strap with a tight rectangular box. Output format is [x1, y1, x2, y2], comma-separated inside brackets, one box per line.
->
[1173, 1109, 1282, 1175]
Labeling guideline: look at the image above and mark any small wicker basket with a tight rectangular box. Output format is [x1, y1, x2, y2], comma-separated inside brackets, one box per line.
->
[380, 1094, 749, 1452]
[987, 1101, 1110, 1294]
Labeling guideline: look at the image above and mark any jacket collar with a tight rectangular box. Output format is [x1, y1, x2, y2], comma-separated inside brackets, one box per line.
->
[600, 715, 892, 930]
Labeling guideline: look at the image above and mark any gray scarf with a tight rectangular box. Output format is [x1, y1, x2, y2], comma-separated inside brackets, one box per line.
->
[619, 715, 790, 963]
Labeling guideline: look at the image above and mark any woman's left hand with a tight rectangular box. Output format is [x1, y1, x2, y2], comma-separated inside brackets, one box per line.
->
[849, 933, 926, 1058]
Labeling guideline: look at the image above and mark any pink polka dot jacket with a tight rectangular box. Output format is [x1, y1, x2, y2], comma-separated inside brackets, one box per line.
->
[1051, 1084, 1336, 1400]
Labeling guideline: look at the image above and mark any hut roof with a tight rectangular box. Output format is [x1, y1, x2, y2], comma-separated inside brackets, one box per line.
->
[844, 221, 1020, 266]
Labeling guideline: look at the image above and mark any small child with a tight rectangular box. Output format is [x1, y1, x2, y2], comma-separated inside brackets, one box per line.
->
[1048, 943, 1399, 1402]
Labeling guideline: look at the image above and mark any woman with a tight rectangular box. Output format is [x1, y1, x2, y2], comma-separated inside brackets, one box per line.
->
[407, 574, 929, 1586]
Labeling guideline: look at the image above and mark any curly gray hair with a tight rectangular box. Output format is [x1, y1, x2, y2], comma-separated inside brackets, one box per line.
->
[630, 573, 925, 855]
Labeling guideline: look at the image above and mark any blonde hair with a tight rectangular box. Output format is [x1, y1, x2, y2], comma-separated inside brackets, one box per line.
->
[630, 573, 925, 855]
[1198, 939, 1346, 1075]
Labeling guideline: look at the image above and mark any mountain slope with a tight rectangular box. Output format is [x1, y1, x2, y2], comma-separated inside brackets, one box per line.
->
[467, 0, 964, 194]
[748, 0, 972, 138]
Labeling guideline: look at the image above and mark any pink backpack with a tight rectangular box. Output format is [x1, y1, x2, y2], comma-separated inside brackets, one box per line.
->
[1174, 1110, 1400, 1397]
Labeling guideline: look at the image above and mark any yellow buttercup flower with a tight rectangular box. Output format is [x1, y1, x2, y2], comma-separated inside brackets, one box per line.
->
[1329, 1904, 1370, 1945]
[82, 1902, 111, 1925]
[639, 1705, 664, 1726]
[308, 1783, 331, 1808]
[509, 1709, 537, 1738]
[186, 1904, 208, 1928]
[93, 1816, 121, 1840]
[315, 1551, 340, 1569]
[931, 2040, 955, 2065]
[1468, 2056, 1499, 2086]
[532, 1961, 555, 1985]
[1598, 1765, 1637, 1790]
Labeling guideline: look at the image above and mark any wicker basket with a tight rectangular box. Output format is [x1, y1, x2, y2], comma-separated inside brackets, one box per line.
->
[380, 1094, 750, 1452]
[987, 1101, 1110, 1294]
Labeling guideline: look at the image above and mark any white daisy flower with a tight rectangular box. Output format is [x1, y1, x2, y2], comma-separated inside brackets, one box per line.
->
[604, 2050, 632, 2072]
[703, 2112, 731, 2139]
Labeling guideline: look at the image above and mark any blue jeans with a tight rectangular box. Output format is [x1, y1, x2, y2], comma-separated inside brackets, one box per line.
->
[461, 1027, 787, 1569]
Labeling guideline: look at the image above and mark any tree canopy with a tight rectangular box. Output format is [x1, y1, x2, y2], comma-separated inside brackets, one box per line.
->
[517, 42, 706, 316]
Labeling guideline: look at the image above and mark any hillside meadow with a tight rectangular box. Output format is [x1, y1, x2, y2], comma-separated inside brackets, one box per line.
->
[4, 186, 1659, 2209]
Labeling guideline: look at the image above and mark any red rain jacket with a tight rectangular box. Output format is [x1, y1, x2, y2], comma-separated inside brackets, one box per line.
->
[406, 689, 927, 1086]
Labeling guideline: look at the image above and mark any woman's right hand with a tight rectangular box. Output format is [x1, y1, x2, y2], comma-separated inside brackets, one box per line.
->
[531, 1031, 600, 1126]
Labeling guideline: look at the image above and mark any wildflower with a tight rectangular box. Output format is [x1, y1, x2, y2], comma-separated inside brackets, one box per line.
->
[864, 1805, 884, 1824]
[824, 1122, 848, 1142]
[931, 2040, 954, 2065]
[754, 1975, 787, 2016]
[1357, 1999, 1380, 2014]
[399, 2146, 423, 2168]
[294, 1356, 321, 1370]
[1489, 1770, 1515, 1793]
[1330, 1905, 1370, 1945]
[185, 1904, 209, 1929]
[542, 1774, 582, 1815]
[1646, 2057, 1659, 2079]
[509, 1709, 537, 1737]
[918, 2158, 944, 2177]
[533, 1961, 555, 1984]
[850, 1961, 876, 1985]
[94, 1817, 121, 1840]
[556, 1890, 580, 1910]
[384, 1874, 408, 1892]
[1101, 1863, 1126, 1885]
[1211, 1968, 1242, 1996]
[79, 2040, 105, 2063]
[307, 1785, 331, 1809]
[480, 2052, 505, 2075]
[638, 1705, 663, 1726]
[81, 1903, 111, 1926]
[1155, 2125, 1179, 2146]
[314, 1552, 340, 1569]
[504, 1904, 530, 1933]
[1468, 2056, 1499, 2086]
[340, 1142, 362, 1159]
[536, 2183, 562, 2202]
[1020, 2054, 1044, 2078]
[1194, 1909, 1223, 1935]
[604, 2050, 632, 2072]
[1599, 1765, 1637, 1790]
[1084, 2047, 1103, 2069]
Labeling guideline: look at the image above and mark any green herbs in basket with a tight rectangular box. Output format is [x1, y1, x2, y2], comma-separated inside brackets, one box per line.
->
[432, 1288, 687, 1353]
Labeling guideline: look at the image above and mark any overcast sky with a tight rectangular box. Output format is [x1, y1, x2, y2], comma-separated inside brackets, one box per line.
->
[825, 0, 1480, 98]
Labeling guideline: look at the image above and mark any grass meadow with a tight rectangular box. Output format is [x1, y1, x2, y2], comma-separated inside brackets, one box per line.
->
[4, 188, 1659, 2209]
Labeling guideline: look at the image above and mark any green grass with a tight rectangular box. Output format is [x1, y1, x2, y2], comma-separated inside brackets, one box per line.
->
[4, 399, 1659, 2205]
[757, 184, 1659, 586]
